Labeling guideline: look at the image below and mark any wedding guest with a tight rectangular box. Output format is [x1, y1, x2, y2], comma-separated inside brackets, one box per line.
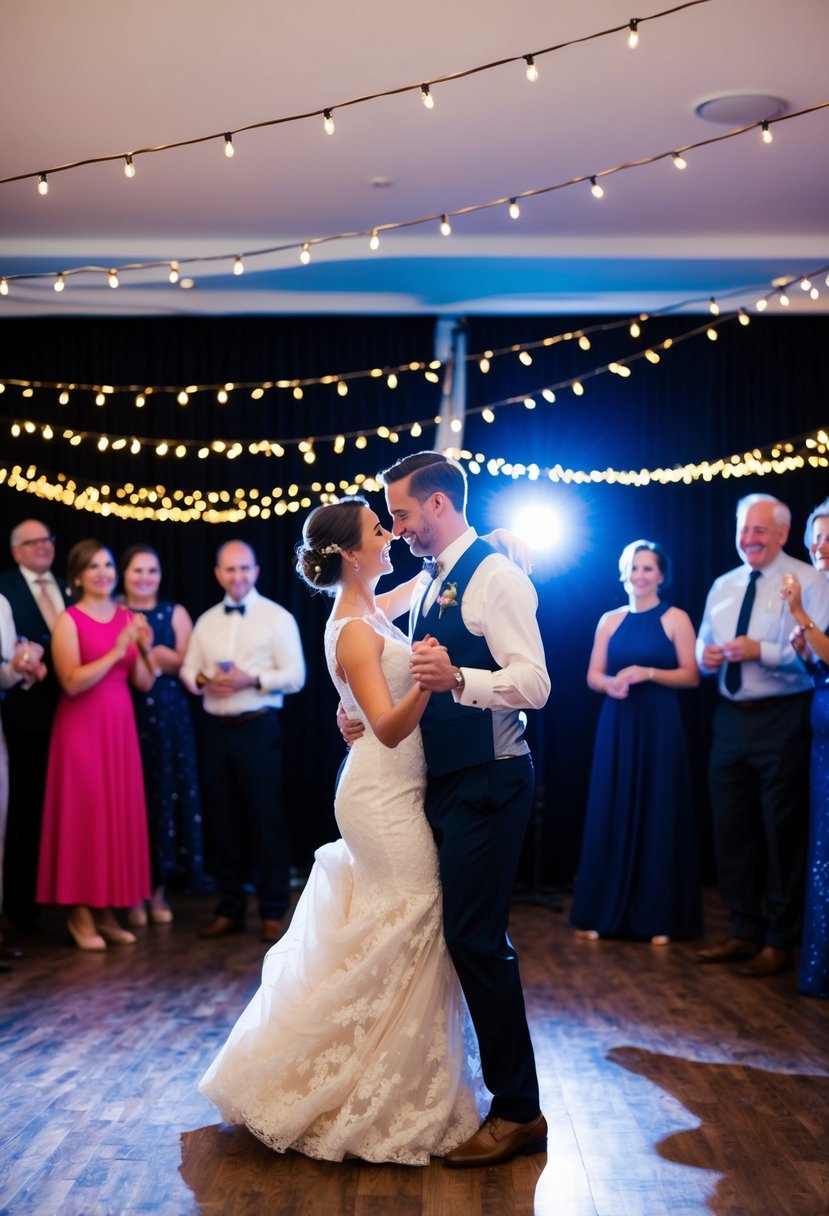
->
[180, 540, 305, 944]
[780, 498, 829, 997]
[0, 595, 46, 969]
[120, 545, 206, 926]
[0, 520, 70, 934]
[695, 494, 829, 976]
[570, 540, 702, 944]
[36, 540, 155, 951]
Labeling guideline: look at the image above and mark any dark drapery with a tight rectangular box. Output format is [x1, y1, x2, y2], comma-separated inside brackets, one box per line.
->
[1, 312, 826, 883]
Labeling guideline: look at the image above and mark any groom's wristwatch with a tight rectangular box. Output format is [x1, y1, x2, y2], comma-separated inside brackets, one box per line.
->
[453, 668, 465, 692]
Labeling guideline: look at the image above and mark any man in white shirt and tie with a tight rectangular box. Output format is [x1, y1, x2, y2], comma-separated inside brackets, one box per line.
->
[181, 540, 305, 944]
[695, 494, 829, 976]
[0, 520, 69, 935]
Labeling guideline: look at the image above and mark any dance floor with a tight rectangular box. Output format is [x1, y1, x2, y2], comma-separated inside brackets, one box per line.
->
[1, 889, 827, 1216]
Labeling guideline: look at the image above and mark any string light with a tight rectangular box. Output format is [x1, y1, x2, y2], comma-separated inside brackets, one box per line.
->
[508, 198, 520, 220]
[709, 297, 719, 316]
[761, 120, 773, 144]
[706, 327, 718, 341]
[369, 229, 380, 251]
[627, 19, 640, 49]
[123, 155, 136, 178]
[300, 243, 311, 264]
[630, 321, 641, 338]
[0, 279, 7, 296]
[779, 291, 790, 306]
[53, 274, 65, 293]
[37, 173, 49, 196]
[738, 309, 750, 326]
[420, 84, 434, 110]
[756, 298, 768, 311]
[168, 262, 180, 284]
[671, 152, 687, 170]
[323, 109, 335, 136]
[440, 215, 452, 236]
[524, 54, 539, 83]
[6, 102, 828, 296]
[223, 133, 235, 158]
[233, 256, 244, 275]
[107, 270, 119, 288]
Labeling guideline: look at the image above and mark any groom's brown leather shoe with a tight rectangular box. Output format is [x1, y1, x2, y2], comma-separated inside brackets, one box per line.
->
[443, 1114, 547, 1168]
[738, 946, 792, 977]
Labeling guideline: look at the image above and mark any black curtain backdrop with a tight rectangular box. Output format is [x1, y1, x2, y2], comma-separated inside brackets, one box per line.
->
[1, 312, 826, 887]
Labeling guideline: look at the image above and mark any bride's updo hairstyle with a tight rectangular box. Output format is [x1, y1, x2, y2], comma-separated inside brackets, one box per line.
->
[296, 496, 368, 594]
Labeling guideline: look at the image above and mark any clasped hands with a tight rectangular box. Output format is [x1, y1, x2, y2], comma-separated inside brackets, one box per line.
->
[11, 638, 47, 687]
[203, 661, 257, 698]
[701, 635, 761, 671]
[409, 634, 457, 692]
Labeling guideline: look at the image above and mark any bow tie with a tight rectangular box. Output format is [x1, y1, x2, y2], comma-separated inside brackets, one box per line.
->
[224, 603, 245, 615]
[422, 557, 442, 580]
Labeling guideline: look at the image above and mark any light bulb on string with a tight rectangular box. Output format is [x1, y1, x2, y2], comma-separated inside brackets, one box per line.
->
[706, 327, 718, 341]
[709, 297, 719, 316]
[54, 273, 65, 293]
[0, 279, 8, 296]
[779, 291, 790, 306]
[233, 256, 244, 275]
[627, 19, 639, 49]
[508, 198, 520, 220]
[323, 109, 335, 136]
[738, 310, 750, 326]
[223, 132, 235, 158]
[630, 321, 641, 338]
[810, 287, 819, 300]
[801, 278, 811, 291]
[168, 262, 180, 284]
[671, 152, 687, 170]
[107, 270, 119, 288]
[420, 84, 434, 110]
[761, 121, 773, 144]
[37, 173, 49, 196]
[524, 54, 539, 82]
[124, 155, 135, 178]
[300, 243, 311, 264]
[756, 298, 768, 311]
[440, 215, 452, 236]
[590, 176, 604, 199]
[369, 229, 380, 251]
[387, 373, 398, 389]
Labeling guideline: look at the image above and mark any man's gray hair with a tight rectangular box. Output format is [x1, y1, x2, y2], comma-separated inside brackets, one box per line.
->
[736, 494, 791, 528]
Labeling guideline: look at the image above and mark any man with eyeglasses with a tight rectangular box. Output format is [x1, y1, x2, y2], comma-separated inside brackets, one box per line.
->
[0, 520, 70, 935]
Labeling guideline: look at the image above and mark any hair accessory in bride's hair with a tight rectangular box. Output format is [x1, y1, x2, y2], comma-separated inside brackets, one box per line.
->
[319, 543, 342, 556]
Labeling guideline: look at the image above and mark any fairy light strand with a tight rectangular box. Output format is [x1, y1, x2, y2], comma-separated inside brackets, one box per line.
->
[0, 2, 712, 192]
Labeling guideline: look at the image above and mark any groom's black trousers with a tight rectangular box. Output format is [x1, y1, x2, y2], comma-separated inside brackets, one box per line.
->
[425, 754, 540, 1124]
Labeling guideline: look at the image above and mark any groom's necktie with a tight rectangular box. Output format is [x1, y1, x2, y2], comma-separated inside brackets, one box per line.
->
[724, 570, 760, 694]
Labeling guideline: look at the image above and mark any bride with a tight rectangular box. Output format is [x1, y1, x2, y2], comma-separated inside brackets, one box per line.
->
[198, 496, 484, 1164]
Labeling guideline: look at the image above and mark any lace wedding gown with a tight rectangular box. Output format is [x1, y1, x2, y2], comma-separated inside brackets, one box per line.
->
[199, 610, 484, 1164]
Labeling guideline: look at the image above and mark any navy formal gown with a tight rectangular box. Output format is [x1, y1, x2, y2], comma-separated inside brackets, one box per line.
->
[798, 659, 829, 997]
[570, 602, 703, 940]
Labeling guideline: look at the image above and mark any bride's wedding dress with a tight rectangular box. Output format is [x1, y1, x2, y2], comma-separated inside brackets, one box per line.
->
[199, 610, 484, 1164]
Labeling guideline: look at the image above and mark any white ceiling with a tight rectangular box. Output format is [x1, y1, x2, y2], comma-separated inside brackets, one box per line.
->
[1, 0, 827, 317]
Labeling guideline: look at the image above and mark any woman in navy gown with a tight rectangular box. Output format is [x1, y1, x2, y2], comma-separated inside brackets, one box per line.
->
[780, 498, 829, 997]
[570, 540, 703, 944]
[120, 545, 206, 925]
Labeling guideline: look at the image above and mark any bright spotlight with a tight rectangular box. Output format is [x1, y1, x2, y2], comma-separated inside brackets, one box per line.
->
[511, 505, 563, 552]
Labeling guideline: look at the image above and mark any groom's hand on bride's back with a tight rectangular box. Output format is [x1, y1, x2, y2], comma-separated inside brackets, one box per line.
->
[337, 701, 365, 748]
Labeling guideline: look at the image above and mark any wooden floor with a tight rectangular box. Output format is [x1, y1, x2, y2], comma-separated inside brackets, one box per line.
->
[1, 890, 827, 1216]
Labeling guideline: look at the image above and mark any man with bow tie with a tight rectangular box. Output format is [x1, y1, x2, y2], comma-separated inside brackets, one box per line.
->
[181, 540, 305, 943]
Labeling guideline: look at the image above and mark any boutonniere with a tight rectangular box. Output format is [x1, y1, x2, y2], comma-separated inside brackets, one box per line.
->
[436, 581, 459, 618]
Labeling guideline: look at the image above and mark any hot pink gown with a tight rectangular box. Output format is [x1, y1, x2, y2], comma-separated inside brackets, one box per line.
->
[37, 605, 152, 907]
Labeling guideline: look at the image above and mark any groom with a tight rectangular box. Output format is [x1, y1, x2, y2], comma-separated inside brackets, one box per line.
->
[379, 451, 550, 1167]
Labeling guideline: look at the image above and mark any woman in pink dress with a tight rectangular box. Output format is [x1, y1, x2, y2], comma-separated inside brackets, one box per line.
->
[37, 540, 156, 950]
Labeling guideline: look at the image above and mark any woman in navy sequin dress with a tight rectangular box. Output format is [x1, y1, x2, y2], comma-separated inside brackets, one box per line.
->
[781, 498, 829, 998]
[120, 546, 206, 924]
[571, 541, 703, 943]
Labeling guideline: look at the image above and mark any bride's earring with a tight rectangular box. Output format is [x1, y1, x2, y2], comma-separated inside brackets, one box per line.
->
[353, 561, 360, 573]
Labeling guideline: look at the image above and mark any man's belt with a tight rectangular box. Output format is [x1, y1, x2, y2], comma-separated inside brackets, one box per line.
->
[209, 708, 272, 726]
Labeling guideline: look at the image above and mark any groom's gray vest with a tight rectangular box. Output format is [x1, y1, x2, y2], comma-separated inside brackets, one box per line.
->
[411, 538, 529, 778]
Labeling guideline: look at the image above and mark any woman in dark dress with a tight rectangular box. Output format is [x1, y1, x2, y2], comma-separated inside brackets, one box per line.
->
[780, 498, 829, 997]
[570, 540, 703, 944]
[120, 545, 206, 925]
